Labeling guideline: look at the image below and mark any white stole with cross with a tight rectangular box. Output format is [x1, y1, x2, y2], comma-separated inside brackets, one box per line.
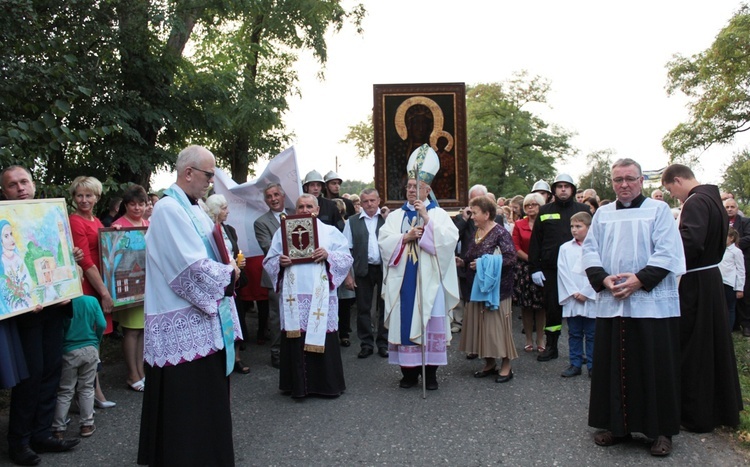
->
[281, 261, 330, 353]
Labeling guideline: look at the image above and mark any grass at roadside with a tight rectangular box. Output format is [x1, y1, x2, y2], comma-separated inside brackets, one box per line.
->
[734, 332, 750, 448]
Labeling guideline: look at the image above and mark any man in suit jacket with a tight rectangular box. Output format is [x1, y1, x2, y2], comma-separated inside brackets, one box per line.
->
[724, 197, 750, 336]
[343, 188, 389, 359]
[254, 183, 290, 368]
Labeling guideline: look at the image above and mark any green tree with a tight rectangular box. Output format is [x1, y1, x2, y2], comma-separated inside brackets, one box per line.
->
[0, 0, 365, 191]
[340, 116, 374, 160]
[576, 150, 617, 201]
[341, 179, 373, 196]
[0, 0, 122, 189]
[466, 72, 576, 197]
[189, 1, 365, 182]
[664, 5, 750, 162]
[722, 148, 750, 207]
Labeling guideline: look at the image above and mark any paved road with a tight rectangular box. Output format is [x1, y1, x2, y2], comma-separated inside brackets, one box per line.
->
[2, 309, 747, 466]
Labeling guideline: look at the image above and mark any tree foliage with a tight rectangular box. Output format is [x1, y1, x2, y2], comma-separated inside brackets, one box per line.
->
[340, 179, 373, 196]
[0, 0, 365, 193]
[466, 72, 576, 198]
[722, 148, 750, 207]
[664, 5, 750, 162]
[576, 150, 617, 201]
[340, 116, 374, 160]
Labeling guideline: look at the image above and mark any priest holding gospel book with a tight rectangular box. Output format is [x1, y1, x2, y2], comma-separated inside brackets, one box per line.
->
[263, 193, 353, 399]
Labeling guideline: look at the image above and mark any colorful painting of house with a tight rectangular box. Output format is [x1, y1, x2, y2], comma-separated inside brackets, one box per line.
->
[0, 199, 82, 320]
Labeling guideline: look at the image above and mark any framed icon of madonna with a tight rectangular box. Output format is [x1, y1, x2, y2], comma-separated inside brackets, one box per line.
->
[373, 83, 468, 209]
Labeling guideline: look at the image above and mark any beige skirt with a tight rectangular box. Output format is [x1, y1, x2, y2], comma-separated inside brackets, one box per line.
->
[458, 297, 517, 360]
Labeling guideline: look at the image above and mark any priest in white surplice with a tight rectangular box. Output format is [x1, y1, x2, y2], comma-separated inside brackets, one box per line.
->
[379, 144, 459, 390]
[138, 145, 241, 467]
[263, 194, 353, 398]
[582, 158, 684, 457]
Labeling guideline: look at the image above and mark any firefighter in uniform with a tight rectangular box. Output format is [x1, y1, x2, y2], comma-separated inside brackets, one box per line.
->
[527, 174, 590, 361]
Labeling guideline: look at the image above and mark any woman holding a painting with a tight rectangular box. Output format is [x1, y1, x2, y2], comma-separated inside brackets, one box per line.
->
[111, 185, 149, 392]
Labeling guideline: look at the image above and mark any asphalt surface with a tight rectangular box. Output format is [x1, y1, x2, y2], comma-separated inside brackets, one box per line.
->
[2, 307, 748, 466]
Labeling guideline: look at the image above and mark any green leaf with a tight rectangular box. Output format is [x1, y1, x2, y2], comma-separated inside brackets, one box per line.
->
[41, 113, 56, 128]
[54, 99, 71, 114]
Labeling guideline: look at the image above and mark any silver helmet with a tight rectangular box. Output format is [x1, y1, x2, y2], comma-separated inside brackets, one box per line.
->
[552, 173, 576, 191]
[323, 170, 342, 184]
[302, 170, 325, 186]
[531, 180, 551, 194]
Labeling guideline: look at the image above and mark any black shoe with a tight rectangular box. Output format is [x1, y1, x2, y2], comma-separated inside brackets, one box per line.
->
[495, 370, 514, 383]
[561, 365, 582, 378]
[399, 377, 418, 388]
[399, 366, 419, 388]
[473, 366, 498, 378]
[8, 446, 40, 466]
[377, 347, 389, 358]
[743, 327, 750, 337]
[340, 338, 351, 347]
[271, 353, 281, 369]
[30, 436, 80, 453]
[537, 347, 558, 362]
[425, 365, 438, 390]
[358, 348, 374, 359]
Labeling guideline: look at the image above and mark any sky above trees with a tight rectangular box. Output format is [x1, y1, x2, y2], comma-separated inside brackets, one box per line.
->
[259, 0, 749, 190]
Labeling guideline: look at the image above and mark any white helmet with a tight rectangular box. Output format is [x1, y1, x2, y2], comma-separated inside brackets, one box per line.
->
[531, 180, 551, 194]
[324, 171, 342, 184]
[302, 170, 325, 186]
[552, 173, 576, 191]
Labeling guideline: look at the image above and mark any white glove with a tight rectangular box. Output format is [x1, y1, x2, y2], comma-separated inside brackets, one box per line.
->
[532, 271, 546, 287]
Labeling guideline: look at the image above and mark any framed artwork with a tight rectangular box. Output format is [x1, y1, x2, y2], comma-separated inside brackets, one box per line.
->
[0, 198, 82, 320]
[280, 214, 319, 264]
[99, 226, 147, 309]
[373, 83, 468, 209]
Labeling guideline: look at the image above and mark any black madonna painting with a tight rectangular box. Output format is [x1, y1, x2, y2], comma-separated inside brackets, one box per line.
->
[373, 83, 467, 209]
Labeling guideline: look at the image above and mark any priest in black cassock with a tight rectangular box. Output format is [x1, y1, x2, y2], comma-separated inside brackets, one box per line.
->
[583, 158, 685, 457]
[661, 164, 743, 434]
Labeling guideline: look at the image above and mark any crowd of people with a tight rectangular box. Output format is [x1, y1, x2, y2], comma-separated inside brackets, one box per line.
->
[0, 147, 745, 465]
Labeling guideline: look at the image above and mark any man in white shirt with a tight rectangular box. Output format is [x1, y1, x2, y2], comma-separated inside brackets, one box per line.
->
[343, 188, 388, 359]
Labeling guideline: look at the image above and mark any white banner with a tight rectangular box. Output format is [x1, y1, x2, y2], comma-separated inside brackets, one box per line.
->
[213, 146, 301, 257]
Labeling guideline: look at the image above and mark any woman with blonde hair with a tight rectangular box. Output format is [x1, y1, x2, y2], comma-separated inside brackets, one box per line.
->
[512, 192, 546, 353]
[69, 176, 116, 408]
[205, 194, 249, 375]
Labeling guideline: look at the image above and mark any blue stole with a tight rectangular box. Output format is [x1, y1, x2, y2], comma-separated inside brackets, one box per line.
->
[163, 186, 235, 376]
[399, 200, 437, 345]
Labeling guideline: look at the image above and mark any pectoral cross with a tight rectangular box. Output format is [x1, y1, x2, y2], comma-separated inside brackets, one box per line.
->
[285, 295, 296, 307]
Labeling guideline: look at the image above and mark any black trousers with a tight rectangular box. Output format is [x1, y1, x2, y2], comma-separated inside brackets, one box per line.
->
[542, 267, 563, 334]
[8, 307, 66, 448]
[356, 264, 388, 350]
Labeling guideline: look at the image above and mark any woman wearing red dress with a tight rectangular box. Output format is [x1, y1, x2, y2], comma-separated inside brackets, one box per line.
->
[69, 176, 115, 408]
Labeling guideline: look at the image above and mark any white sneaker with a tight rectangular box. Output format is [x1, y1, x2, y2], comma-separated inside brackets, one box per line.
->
[94, 398, 116, 409]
